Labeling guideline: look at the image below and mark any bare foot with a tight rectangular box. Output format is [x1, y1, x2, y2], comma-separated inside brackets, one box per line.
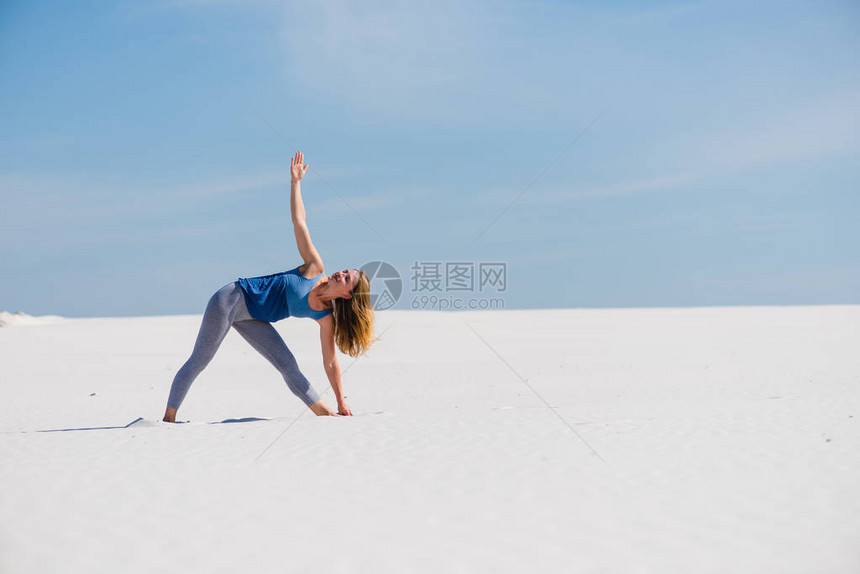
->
[309, 400, 340, 416]
[163, 407, 177, 423]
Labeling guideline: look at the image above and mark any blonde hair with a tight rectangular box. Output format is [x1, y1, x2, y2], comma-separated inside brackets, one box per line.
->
[332, 270, 375, 357]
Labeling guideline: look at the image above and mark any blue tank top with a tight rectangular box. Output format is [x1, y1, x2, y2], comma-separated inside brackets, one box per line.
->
[236, 266, 333, 322]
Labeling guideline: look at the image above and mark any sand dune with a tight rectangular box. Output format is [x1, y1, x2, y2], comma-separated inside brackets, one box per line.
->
[1, 306, 858, 573]
[0, 311, 64, 327]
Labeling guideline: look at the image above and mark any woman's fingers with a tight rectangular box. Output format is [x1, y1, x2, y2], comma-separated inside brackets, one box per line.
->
[293, 152, 306, 169]
[290, 151, 308, 179]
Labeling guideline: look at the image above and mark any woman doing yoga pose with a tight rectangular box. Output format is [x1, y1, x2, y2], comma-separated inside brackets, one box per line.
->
[162, 151, 374, 422]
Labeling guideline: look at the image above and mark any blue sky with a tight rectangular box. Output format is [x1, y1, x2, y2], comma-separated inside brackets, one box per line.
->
[1, 0, 858, 317]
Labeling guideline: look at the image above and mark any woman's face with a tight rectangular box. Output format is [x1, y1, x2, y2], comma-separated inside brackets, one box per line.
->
[329, 269, 360, 299]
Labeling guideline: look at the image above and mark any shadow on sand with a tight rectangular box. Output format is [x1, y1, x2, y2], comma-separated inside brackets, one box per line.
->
[209, 417, 270, 424]
[15, 416, 273, 434]
[31, 417, 145, 433]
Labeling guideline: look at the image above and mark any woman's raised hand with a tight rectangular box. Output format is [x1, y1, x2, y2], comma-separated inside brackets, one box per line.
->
[291, 151, 309, 183]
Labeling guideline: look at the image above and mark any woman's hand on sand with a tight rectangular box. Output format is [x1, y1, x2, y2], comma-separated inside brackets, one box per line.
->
[291, 151, 308, 182]
[338, 402, 353, 416]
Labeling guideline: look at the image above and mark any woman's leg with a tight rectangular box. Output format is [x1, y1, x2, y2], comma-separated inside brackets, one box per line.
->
[163, 283, 246, 421]
[231, 319, 323, 408]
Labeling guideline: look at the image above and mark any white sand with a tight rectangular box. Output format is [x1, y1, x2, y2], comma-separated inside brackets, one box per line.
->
[1, 306, 858, 573]
[0, 311, 64, 327]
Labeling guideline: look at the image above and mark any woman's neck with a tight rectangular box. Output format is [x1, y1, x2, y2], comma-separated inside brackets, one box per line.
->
[311, 281, 335, 307]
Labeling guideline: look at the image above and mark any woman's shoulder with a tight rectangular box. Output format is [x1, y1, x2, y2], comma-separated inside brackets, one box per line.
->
[296, 261, 325, 279]
[313, 309, 334, 324]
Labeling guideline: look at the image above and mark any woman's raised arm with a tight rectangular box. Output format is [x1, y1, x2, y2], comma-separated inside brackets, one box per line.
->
[290, 151, 324, 272]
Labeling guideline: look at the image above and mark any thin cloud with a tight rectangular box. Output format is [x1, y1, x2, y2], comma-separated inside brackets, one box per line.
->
[282, 1, 480, 123]
[169, 170, 291, 200]
[0, 169, 292, 223]
[464, 174, 697, 210]
[492, 88, 860, 207]
[135, 0, 279, 11]
[695, 88, 860, 171]
[280, 1, 709, 125]
[541, 174, 698, 202]
[314, 193, 400, 215]
[312, 186, 432, 216]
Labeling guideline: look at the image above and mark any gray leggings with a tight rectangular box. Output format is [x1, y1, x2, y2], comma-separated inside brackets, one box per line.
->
[166, 282, 322, 410]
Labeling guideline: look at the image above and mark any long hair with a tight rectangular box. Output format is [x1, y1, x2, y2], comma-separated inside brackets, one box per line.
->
[332, 270, 375, 357]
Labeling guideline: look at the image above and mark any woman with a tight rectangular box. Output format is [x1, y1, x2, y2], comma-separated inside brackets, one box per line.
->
[162, 151, 375, 422]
